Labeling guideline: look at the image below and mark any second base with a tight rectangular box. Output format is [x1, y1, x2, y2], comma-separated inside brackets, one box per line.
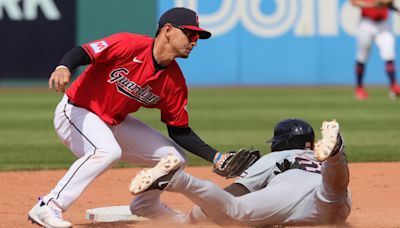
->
[86, 205, 149, 222]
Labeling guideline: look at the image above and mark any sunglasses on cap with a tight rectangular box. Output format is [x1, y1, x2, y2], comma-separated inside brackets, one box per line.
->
[170, 24, 200, 43]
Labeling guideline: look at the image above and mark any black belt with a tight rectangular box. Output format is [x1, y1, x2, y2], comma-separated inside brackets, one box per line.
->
[67, 99, 77, 106]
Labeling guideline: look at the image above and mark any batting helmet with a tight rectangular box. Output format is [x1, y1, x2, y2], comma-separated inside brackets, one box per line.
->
[266, 119, 315, 152]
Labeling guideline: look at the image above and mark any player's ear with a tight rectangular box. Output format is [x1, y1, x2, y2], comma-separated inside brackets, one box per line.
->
[163, 24, 173, 39]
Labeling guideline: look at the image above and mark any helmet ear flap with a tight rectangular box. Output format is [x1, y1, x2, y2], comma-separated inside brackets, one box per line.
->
[305, 141, 314, 150]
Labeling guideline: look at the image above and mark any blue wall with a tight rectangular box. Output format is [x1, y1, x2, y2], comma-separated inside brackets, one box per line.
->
[159, 0, 400, 86]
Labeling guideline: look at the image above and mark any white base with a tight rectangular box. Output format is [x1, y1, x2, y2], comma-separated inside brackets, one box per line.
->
[86, 205, 149, 222]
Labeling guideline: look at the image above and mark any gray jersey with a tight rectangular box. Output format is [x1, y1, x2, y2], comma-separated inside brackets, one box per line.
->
[234, 149, 329, 224]
[236, 149, 322, 192]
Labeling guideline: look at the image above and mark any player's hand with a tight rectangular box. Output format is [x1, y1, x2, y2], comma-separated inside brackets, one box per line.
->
[49, 66, 71, 92]
[213, 149, 261, 178]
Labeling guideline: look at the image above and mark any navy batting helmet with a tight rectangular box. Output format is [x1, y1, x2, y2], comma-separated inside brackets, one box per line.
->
[266, 119, 315, 152]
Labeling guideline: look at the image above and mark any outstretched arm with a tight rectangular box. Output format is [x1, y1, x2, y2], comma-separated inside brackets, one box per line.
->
[167, 125, 219, 162]
[168, 125, 260, 178]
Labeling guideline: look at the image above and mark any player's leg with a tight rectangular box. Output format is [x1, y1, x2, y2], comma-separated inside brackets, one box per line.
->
[130, 160, 323, 226]
[45, 95, 122, 208]
[354, 19, 375, 99]
[29, 95, 123, 227]
[314, 120, 351, 224]
[184, 171, 330, 226]
[315, 147, 351, 224]
[114, 115, 187, 166]
[375, 26, 400, 98]
[113, 115, 187, 220]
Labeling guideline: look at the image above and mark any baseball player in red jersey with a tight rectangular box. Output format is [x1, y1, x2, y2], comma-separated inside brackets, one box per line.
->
[28, 7, 228, 228]
[351, 0, 400, 99]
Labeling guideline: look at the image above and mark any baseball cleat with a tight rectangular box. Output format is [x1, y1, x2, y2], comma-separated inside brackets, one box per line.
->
[28, 199, 72, 228]
[355, 87, 368, 100]
[129, 154, 181, 195]
[314, 119, 343, 162]
[389, 84, 400, 100]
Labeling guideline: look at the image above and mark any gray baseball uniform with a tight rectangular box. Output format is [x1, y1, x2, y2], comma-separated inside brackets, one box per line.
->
[167, 147, 351, 226]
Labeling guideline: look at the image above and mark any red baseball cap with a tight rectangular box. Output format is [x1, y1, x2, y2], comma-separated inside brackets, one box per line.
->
[157, 7, 211, 39]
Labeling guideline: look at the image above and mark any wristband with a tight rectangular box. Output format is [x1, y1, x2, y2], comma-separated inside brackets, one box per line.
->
[55, 65, 69, 70]
[213, 152, 222, 163]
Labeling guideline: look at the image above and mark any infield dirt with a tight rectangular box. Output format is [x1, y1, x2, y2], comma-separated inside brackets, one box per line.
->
[1, 163, 399, 227]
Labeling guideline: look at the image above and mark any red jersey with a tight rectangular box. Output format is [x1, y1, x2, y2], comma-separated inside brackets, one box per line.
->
[362, 7, 389, 21]
[66, 33, 189, 127]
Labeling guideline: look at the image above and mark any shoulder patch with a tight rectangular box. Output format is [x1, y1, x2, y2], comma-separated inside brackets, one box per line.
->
[89, 40, 108, 53]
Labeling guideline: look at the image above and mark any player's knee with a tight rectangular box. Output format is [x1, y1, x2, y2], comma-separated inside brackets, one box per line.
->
[170, 149, 187, 166]
[158, 146, 187, 165]
[96, 147, 122, 166]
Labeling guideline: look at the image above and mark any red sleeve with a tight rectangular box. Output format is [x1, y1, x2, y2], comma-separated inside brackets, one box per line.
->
[81, 32, 131, 64]
[160, 68, 189, 127]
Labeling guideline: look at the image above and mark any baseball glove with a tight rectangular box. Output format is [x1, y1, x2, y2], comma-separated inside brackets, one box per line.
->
[213, 148, 261, 178]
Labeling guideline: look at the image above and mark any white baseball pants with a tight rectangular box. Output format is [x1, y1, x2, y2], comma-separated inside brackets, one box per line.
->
[356, 17, 395, 63]
[42, 94, 187, 217]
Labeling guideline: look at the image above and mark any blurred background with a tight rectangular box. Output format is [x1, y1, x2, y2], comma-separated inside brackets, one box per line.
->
[2, 0, 400, 86]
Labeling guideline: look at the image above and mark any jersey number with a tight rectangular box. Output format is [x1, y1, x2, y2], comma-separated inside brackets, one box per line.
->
[294, 157, 321, 174]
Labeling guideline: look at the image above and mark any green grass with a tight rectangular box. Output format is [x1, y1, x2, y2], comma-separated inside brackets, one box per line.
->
[0, 86, 399, 171]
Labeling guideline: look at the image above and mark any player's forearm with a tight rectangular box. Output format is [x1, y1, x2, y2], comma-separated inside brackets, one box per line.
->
[167, 125, 218, 162]
[58, 46, 91, 71]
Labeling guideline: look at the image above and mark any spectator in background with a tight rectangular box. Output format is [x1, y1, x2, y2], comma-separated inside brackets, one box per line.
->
[351, 0, 400, 100]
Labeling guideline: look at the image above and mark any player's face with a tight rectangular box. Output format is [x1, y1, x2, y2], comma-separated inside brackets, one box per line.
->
[168, 24, 200, 58]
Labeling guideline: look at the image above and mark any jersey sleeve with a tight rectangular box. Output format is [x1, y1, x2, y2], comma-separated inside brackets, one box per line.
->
[81, 32, 132, 64]
[160, 82, 189, 127]
[234, 153, 283, 192]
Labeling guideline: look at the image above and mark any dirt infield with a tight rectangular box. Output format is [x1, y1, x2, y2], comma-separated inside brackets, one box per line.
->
[1, 163, 400, 228]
